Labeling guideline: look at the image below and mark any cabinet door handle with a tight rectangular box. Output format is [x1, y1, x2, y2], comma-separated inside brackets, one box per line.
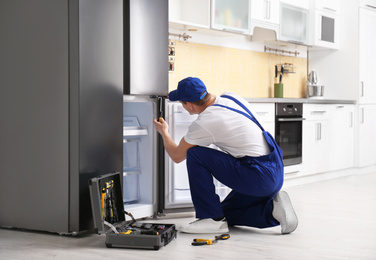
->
[361, 108, 365, 124]
[350, 112, 353, 128]
[360, 81, 364, 97]
[316, 122, 322, 141]
[323, 7, 337, 13]
[222, 28, 245, 34]
[366, 4, 376, 10]
[318, 123, 322, 140]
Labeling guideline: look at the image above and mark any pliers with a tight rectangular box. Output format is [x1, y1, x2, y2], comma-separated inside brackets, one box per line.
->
[191, 234, 230, 246]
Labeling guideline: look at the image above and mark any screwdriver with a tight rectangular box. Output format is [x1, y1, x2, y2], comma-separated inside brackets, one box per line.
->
[192, 234, 230, 246]
[215, 234, 230, 240]
[191, 239, 217, 246]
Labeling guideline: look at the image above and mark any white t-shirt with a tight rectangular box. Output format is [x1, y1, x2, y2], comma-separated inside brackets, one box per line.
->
[184, 92, 271, 158]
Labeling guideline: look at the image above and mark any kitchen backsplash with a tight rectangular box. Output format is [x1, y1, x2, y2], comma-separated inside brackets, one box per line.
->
[168, 41, 307, 98]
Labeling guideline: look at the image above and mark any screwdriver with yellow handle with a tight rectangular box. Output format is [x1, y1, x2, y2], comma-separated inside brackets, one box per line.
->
[192, 234, 230, 246]
[191, 239, 217, 246]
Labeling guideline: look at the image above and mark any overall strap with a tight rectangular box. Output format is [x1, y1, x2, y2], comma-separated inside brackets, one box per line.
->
[213, 95, 264, 131]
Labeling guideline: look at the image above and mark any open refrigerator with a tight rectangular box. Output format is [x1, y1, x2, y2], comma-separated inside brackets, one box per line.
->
[122, 97, 232, 220]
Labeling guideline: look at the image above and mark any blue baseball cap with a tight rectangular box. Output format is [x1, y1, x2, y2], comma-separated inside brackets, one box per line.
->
[168, 77, 208, 102]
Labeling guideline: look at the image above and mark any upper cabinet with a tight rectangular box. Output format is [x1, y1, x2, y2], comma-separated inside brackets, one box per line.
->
[169, 0, 210, 29]
[359, 4, 376, 104]
[309, 0, 341, 49]
[211, 0, 251, 34]
[168, 0, 341, 50]
[279, 2, 309, 45]
[250, 0, 280, 35]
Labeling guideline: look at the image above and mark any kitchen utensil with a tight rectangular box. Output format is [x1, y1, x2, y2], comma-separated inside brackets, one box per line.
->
[279, 64, 284, 83]
[275, 65, 278, 78]
[307, 85, 324, 98]
[308, 70, 318, 85]
[274, 83, 283, 98]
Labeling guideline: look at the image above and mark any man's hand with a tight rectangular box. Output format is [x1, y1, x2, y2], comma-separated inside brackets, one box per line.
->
[153, 117, 196, 163]
[153, 117, 169, 137]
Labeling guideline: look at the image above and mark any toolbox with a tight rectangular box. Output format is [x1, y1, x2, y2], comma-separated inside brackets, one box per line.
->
[88, 172, 177, 250]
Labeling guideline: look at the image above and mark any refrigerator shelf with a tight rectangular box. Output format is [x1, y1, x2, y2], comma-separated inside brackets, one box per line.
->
[123, 126, 148, 136]
[123, 171, 141, 176]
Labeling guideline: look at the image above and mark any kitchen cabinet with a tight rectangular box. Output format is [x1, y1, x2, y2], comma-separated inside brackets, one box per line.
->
[169, 0, 210, 29]
[302, 104, 331, 175]
[310, 0, 341, 49]
[250, 0, 280, 35]
[250, 103, 275, 137]
[329, 105, 354, 171]
[211, 0, 251, 34]
[279, 2, 309, 45]
[357, 105, 376, 167]
[359, 6, 376, 104]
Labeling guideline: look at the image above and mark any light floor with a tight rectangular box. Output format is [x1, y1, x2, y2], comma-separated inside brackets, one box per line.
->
[1, 171, 376, 260]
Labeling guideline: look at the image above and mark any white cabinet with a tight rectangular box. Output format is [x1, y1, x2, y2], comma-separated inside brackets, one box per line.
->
[359, 7, 376, 104]
[329, 105, 354, 171]
[250, 0, 280, 34]
[357, 105, 376, 167]
[169, 0, 210, 29]
[211, 0, 251, 34]
[250, 103, 275, 137]
[302, 104, 331, 175]
[310, 0, 341, 49]
[279, 3, 309, 44]
[303, 103, 356, 174]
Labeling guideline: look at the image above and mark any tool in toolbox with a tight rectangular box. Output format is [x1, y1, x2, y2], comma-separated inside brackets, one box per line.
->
[191, 233, 230, 246]
[89, 172, 177, 250]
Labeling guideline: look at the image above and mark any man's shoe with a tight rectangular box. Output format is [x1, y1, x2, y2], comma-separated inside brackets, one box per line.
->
[179, 218, 229, 234]
[272, 191, 298, 234]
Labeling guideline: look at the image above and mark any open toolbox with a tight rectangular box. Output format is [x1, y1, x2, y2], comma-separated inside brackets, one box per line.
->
[88, 172, 177, 250]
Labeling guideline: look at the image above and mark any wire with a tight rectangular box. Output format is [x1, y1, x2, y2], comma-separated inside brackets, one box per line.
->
[103, 220, 119, 234]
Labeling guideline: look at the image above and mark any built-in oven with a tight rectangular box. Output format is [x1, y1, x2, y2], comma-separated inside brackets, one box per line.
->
[275, 103, 304, 166]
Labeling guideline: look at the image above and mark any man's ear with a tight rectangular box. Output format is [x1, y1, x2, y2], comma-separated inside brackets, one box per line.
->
[186, 102, 194, 110]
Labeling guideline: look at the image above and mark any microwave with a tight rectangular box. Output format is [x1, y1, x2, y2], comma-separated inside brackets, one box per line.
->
[279, 3, 309, 45]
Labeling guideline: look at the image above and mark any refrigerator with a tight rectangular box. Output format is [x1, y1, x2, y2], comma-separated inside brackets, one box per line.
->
[122, 0, 231, 219]
[0, 0, 123, 234]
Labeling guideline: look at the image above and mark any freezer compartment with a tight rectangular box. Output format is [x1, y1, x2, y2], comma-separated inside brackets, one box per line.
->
[122, 95, 157, 219]
[164, 101, 232, 209]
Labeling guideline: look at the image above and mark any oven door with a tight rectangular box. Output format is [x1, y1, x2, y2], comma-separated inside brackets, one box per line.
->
[275, 117, 304, 166]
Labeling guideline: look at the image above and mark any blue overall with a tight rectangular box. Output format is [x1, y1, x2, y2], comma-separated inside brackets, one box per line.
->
[186, 95, 284, 228]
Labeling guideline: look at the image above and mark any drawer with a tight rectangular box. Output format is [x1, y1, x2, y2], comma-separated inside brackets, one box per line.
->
[250, 103, 275, 122]
[303, 104, 332, 120]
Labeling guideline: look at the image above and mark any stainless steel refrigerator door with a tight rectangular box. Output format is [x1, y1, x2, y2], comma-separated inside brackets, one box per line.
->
[0, 0, 123, 233]
[164, 101, 232, 210]
[124, 0, 168, 95]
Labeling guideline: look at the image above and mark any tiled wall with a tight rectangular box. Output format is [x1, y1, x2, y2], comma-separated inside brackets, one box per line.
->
[169, 41, 308, 98]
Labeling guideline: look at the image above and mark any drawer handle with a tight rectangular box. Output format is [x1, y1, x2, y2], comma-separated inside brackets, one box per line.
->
[311, 111, 327, 114]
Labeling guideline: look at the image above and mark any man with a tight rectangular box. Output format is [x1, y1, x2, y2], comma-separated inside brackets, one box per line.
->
[153, 77, 298, 234]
